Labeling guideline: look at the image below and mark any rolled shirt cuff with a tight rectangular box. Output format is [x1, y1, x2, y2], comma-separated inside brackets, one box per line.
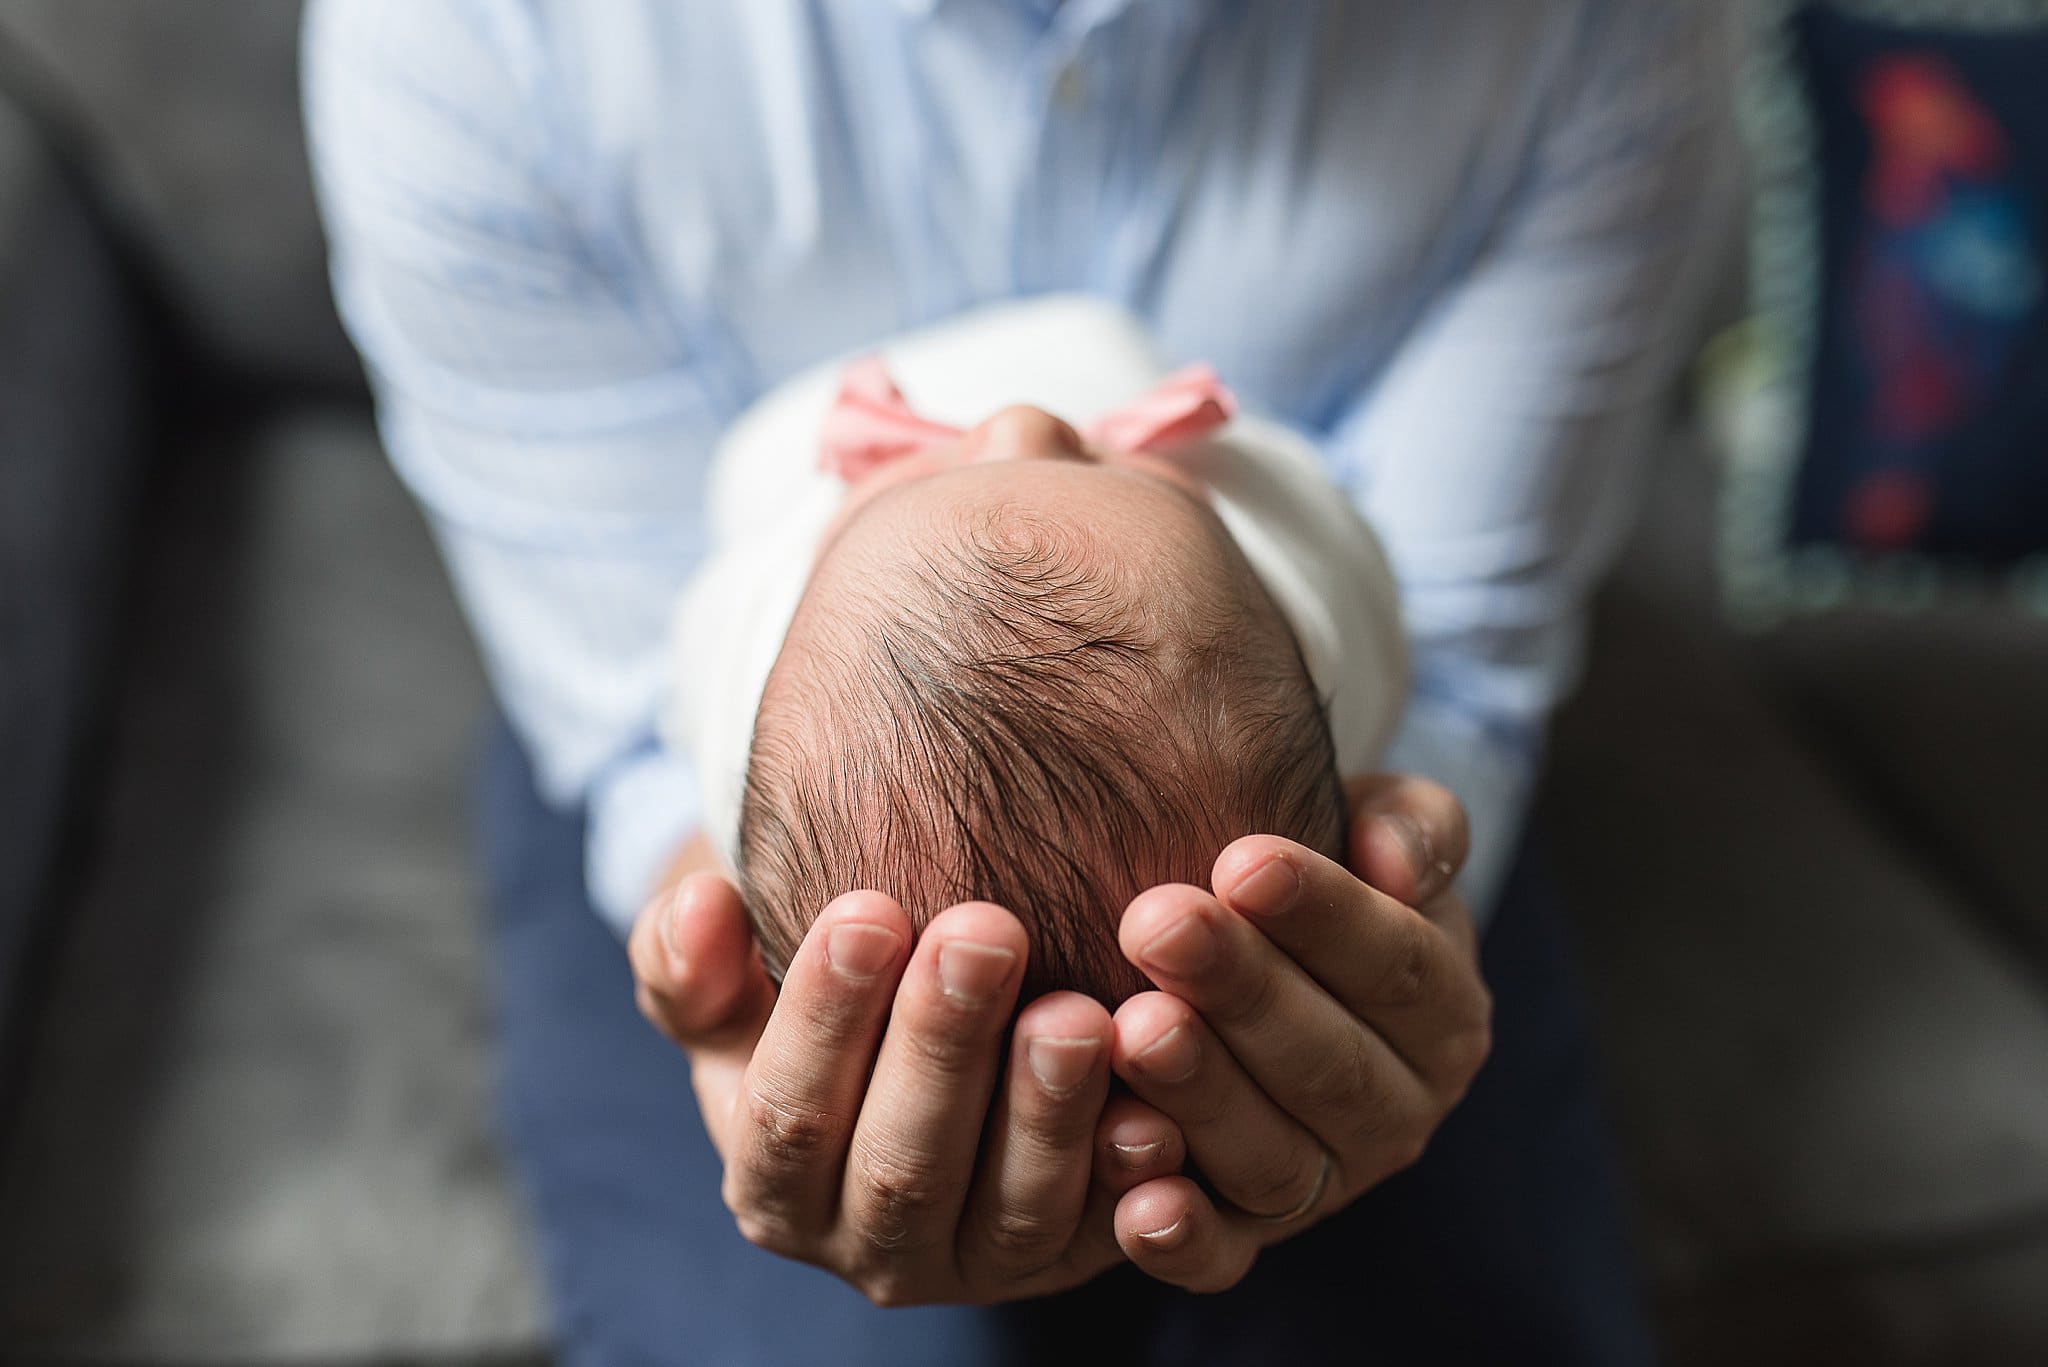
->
[582, 740, 704, 939]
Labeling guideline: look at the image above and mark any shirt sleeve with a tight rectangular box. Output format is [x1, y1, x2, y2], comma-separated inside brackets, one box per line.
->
[303, 0, 719, 934]
[1327, 2, 1739, 923]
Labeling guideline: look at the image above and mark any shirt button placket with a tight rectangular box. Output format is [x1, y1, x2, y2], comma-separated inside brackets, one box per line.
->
[1015, 47, 1093, 292]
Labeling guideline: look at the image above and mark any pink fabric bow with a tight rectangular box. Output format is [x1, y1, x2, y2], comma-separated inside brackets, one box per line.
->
[818, 355, 1237, 482]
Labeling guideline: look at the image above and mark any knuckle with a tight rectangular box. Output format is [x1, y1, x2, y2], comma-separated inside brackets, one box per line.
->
[849, 1153, 950, 1253]
[979, 1206, 1067, 1273]
[798, 990, 885, 1054]
[1296, 1034, 1375, 1118]
[900, 1021, 991, 1080]
[1014, 1088, 1097, 1151]
[742, 1085, 839, 1167]
[1147, 1081, 1229, 1131]
[1372, 934, 1436, 1010]
[1206, 957, 1284, 1032]
[1333, 1062, 1404, 1149]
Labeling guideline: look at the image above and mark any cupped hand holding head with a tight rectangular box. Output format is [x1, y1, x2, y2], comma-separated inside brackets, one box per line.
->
[628, 840, 1186, 1306]
[627, 772, 1487, 1304]
[1100, 773, 1492, 1292]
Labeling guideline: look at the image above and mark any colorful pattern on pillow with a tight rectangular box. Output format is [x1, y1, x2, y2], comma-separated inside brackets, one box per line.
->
[1711, 0, 2048, 623]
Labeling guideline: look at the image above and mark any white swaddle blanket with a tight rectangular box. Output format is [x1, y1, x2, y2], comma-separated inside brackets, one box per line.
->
[664, 295, 1407, 867]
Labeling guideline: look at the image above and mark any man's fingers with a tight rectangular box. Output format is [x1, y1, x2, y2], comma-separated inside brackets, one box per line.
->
[962, 991, 1112, 1280]
[840, 902, 1026, 1266]
[722, 892, 911, 1253]
[1119, 882, 1433, 1164]
[1209, 837, 1491, 1086]
[1417, 884, 1482, 966]
[629, 871, 776, 1050]
[1093, 1093, 1186, 1196]
[1343, 774, 1471, 908]
[1109, 992, 1330, 1222]
[1113, 1177, 1260, 1294]
[1011, 1180, 1141, 1301]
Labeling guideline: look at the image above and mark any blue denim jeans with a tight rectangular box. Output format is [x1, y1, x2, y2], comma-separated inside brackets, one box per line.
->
[476, 720, 1659, 1366]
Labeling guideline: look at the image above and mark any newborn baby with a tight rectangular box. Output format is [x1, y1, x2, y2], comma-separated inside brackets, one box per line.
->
[668, 298, 1406, 1005]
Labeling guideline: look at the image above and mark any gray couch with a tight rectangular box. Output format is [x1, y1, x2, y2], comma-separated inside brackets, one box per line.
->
[0, 6, 542, 1359]
[1, 5, 2042, 1364]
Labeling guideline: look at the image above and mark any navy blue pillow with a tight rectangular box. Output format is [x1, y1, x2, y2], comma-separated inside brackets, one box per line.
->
[1714, 2, 2048, 620]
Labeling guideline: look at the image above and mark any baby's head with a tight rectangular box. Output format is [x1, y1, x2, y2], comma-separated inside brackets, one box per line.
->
[736, 406, 1346, 1005]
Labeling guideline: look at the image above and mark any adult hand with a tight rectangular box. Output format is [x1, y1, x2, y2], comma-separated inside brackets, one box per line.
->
[629, 866, 1192, 1306]
[1102, 775, 1493, 1292]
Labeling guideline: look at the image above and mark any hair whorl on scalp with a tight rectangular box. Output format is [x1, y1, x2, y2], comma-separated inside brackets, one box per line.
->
[735, 496, 1345, 1006]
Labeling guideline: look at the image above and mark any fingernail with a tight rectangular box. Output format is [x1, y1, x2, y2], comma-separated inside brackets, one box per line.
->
[1110, 1139, 1166, 1170]
[660, 894, 690, 965]
[1136, 1215, 1188, 1247]
[1026, 1036, 1101, 1092]
[938, 941, 1017, 1004]
[1131, 1025, 1200, 1083]
[826, 923, 900, 980]
[1228, 856, 1301, 918]
[1139, 917, 1217, 977]
[1381, 812, 1435, 887]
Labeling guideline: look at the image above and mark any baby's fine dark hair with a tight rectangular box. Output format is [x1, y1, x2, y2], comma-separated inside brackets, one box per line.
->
[736, 500, 1345, 1006]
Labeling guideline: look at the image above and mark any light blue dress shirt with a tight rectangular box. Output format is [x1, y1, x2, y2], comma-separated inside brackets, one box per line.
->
[304, 0, 1734, 935]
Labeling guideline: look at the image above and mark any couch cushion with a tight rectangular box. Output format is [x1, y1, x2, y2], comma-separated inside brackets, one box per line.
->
[0, 89, 143, 1043]
[1543, 430, 2048, 1361]
[1758, 607, 2048, 975]
[0, 1, 358, 390]
[0, 410, 543, 1361]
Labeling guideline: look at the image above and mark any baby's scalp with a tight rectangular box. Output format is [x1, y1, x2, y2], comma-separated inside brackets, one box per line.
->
[737, 457, 1345, 1006]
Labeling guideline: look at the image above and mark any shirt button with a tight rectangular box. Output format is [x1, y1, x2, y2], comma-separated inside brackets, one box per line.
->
[1053, 64, 1087, 109]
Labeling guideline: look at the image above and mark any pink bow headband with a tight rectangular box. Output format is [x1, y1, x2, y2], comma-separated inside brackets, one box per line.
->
[818, 355, 1238, 481]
